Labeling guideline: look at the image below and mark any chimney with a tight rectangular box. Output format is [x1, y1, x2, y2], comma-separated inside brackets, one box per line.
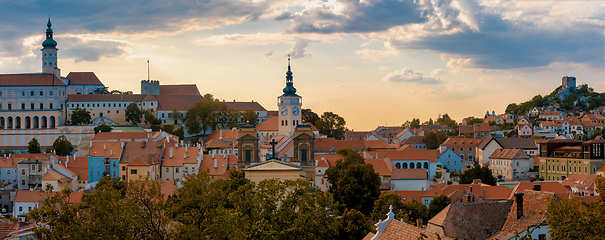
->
[185, 146, 188, 153]
[169, 148, 173, 158]
[121, 141, 124, 148]
[533, 184, 541, 191]
[110, 149, 113, 155]
[214, 158, 217, 169]
[473, 179, 481, 184]
[184, 154, 186, 159]
[416, 218, 423, 228]
[90, 142, 93, 148]
[104, 144, 106, 150]
[220, 130, 222, 139]
[514, 192, 524, 220]
[467, 193, 471, 203]
[469, 186, 473, 192]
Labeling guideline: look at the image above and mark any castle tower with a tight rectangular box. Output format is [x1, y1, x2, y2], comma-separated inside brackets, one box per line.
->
[141, 80, 160, 95]
[41, 18, 60, 77]
[277, 56, 302, 138]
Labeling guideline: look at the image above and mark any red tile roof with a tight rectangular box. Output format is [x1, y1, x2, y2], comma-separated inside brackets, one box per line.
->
[394, 190, 427, 203]
[507, 182, 570, 199]
[489, 149, 529, 160]
[65, 72, 103, 85]
[159, 84, 201, 96]
[0, 73, 66, 86]
[440, 137, 483, 147]
[492, 190, 555, 240]
[155, 95, 204, 111]
[224, 101, 267, 111]
[67, 94, 153, 103]
[256, 116, 278, 131]
[374, 219, 454, 240]
[65, 156, 89, 182]
[200, 154, 230, 177]
[161, 146, 200, 167]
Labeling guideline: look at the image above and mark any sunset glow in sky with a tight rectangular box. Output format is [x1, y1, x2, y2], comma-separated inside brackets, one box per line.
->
[1, 0, 603, 130]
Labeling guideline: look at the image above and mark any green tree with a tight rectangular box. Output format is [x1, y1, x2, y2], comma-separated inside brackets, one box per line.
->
[125, 103, 143, 125]
[52, 135, 73, 156]
[371, 192, 406, 221]
[185, 100, 228, 136]
[427, 195, 450, 219]
[241, 110, 259, 125]
[436, 113, 458, 133]
[402, 200, 428, 225]
[423, 131, 448, 149]
[70, 107, 92, 125]
[326, 148, 380, 215]
[203, 93, 217, 101]
[316, 112, 346, 140]
[402, 118, 421, 129]
[93, 87, 110, 94]
[547, 196, 604, 239]
[339, 208, 374, 240]
[302, 108, 320, 125]
[94, 124, 112, 134]
[459, 164, 496, 185]
[143, 109, 162, 125]
[168, 109, 184, 124]
[28, 138, 41, 153]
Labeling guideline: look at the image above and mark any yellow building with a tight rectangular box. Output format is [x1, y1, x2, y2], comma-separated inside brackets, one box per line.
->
[243, 160, 303, 183]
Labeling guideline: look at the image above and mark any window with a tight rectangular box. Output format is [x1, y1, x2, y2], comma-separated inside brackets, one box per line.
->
[19, 207, 22, 211]
[31, 103, 34, 110]
[21, 91, 25, 96]
[176, 168, 180, 173]
[122, 166, 126, 171]
[131, 169, 138, 174]
[7, 103, 10, 110]
[21, 103, 25, 110]
[31, 165, 35, 170]
[166, 168, 169, 172]
[103, 104, 106, 107]
[21, 169, 25, 175]
[21, 180, 25, 185]
[30, 91, 34, 96]
[192, 167, 195, 172]
[49, 90, 53, 96]
[40, 103, 43, 109]
[40, 91, 43, 96]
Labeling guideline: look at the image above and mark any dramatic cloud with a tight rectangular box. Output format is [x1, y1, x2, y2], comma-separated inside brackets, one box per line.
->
[59, 36, 129, 62]
[288, 0, 425, 33]
[285, 39, 310, 59]
[382, 67, 442, 84]
[355, 49, 399, 61]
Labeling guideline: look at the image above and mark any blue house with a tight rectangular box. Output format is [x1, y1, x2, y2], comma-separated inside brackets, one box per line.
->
[88, 142, 123, 182]
[436, 149, 462, 173]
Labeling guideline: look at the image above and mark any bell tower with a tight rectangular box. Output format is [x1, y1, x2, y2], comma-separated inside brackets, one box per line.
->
[41, 18, 60, 77]
[277, 56, 302, 138]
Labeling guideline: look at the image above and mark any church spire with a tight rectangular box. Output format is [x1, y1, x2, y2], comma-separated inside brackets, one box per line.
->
[42, 18, 60, 77]
[282, 55, 297, 96]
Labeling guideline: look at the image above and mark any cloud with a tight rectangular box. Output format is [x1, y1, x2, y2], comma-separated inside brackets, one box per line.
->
[263, 50, 274, 58]
[0, 0, 295, 60]
[285, 39, 310, 59]
[355, 49, 399, 61]
[379, 0, 605, 69]
[382, 67, 442, 84]
[274, 11, 293, 21]
[288, 0, 425, 33]
[58, 35, 129, 62]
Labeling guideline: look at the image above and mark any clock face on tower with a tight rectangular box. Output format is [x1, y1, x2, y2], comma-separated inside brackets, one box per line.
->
[280, 106, 288, 116]
[292, 106, 300, 116]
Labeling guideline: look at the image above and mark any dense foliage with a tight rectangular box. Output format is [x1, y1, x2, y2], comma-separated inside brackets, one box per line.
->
[458, 164, 496, 185]
[93, 124, 112, 134]
[125, 103, 143, 125]
[547, 178, 605, 239]
[51, 135, 73, 156]
[423, 131, 448, 149]
[70, 107, 91, 125]
[31, 172, 366, 240]
[505, 84, 604, 115]
[316, 112, 347, 140]
[326, 148, 381, 216]
[28, 138, 41, 153]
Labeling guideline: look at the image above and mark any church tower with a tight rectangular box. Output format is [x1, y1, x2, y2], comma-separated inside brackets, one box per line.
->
[277, 56, 302, 138]
[41, 18, 60, 77]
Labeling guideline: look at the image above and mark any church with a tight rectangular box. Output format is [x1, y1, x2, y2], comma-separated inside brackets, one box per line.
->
[237, 57, 318, 181]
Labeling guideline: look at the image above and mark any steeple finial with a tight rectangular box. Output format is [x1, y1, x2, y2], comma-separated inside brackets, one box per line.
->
[47, 17, 52, 28]
[288, 54, 291, 71]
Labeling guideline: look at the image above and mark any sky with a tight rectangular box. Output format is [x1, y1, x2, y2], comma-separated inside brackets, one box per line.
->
[0, 0, 603, 131]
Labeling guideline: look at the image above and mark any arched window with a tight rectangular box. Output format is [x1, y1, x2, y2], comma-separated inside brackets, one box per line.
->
[409, 163, 414, 169]
[402, 163, 408, 169]
[395, 163, 401, 169]
[424, 162, 428, 169]
[416, 162, 422, 169]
